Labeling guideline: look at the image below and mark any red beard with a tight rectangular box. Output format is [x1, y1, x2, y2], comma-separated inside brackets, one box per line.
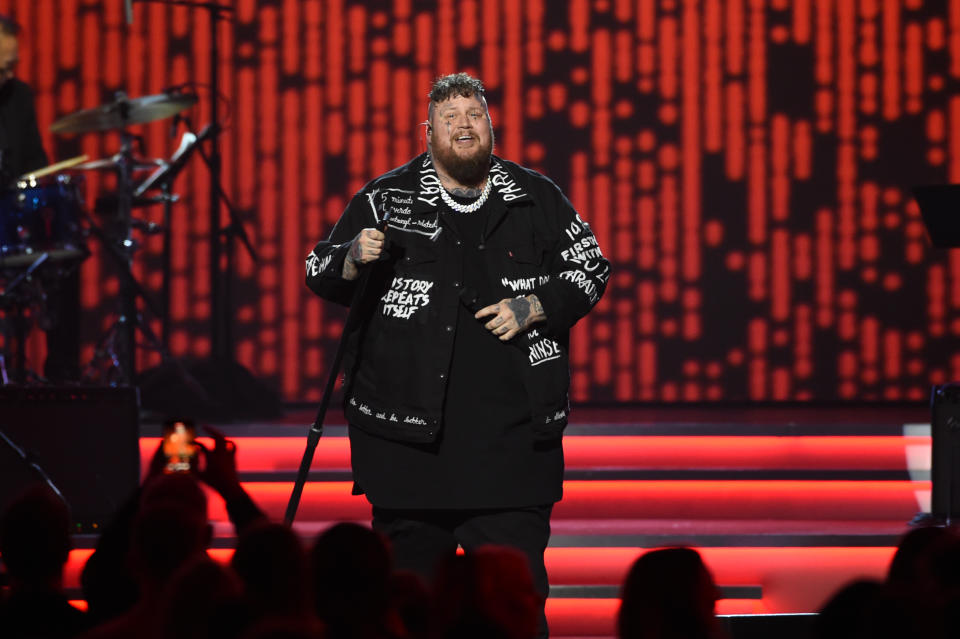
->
[430, 129, 494, 187]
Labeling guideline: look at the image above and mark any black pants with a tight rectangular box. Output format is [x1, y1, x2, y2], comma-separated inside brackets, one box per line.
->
[372, 504, 553, 638]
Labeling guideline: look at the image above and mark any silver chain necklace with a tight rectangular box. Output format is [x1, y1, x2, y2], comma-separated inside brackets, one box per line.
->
[439, 175, 492, 213]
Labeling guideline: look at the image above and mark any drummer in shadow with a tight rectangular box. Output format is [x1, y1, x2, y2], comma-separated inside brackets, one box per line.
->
[0, 14, 80, 383]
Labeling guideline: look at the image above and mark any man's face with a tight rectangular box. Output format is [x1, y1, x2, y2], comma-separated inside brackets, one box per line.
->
[0, 34, 18, 87]
[428, 93, 494, 186]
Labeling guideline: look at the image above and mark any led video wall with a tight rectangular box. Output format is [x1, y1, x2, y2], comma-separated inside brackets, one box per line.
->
[5, 0, 960, 402]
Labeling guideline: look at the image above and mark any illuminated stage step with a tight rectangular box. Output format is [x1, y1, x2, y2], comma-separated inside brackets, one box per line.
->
[192, 479, 926, 523]
[138, 434, 931, 475]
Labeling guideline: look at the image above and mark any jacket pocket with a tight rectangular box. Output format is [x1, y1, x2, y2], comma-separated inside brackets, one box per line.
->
[378, 240, 439, 326]
[504, 244, 544, 266]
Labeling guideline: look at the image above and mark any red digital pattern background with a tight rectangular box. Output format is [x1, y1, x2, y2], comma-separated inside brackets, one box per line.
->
[4, 0, 960, 403]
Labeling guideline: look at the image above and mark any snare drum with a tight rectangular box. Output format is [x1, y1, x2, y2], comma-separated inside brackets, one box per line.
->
[0, 174, 86, 267]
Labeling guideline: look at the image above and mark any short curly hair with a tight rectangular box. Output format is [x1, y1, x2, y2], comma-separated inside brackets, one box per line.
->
[428, 72, 486, 120]
[0, 14, 20, 36]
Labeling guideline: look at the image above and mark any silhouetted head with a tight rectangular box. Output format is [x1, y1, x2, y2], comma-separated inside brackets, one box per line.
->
[816, 579, 884, 639]
[618, 547, 720, 639]
[887, 525, 953, 589]
[432, 545, 540, 639]
[310, 522, 392, 635]
[131, 474, 211, 589]
[0, 483, 71, 589]
[232, 521, 311, 619]
[157, 555, 246, 639]
[818, 578, 936, 639]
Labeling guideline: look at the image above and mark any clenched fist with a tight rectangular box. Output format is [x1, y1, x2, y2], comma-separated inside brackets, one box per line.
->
[343, 228, 385, 280]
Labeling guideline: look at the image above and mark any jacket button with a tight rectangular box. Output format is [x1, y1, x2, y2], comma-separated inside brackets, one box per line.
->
[445, 325, 453, 332]
[453, 281, 461, 288]
[439, 373, 446, 380]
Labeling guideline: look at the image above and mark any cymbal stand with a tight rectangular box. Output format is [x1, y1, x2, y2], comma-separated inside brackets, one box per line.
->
[82, 121, 160, 385]
[181, 116, 259, 357]
[129, 0, 237, 361]
[113, 126, 136, 384]
[0, 253, 49, 384]
[161, 179, 173, 351]
[80, 199, 166, 385]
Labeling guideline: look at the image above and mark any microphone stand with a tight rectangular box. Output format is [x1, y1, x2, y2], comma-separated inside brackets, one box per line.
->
[285, 218, 391, 525]
[0, 427, 68, 507]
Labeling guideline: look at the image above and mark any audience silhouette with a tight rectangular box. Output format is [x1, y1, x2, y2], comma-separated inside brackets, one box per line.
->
[0, 484, 88, 638]
[618, 547, 725, 639]
[310, 522, 394, 639]
[231, 521, 313, 625]
[7, 427, 960, 639]
[431, 546, 540, 639]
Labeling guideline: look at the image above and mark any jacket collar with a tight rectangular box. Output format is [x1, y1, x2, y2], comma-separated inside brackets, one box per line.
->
[412, 153, 532, 215]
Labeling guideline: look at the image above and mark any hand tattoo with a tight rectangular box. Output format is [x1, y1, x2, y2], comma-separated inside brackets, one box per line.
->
[348, 241, 362, 264]
[506, 297, 531, 329]
[530, 295, 543, 316]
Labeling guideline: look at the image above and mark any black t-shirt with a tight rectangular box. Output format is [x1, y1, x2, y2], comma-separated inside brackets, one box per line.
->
[349, 194, 564, 510]
[0, 79, 48, 183]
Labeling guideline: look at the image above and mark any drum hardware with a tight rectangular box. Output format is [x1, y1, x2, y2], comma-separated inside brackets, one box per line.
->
[0, 252, 50, 384]
[178, 115, 259, 285]
[0, 159, 92, 384]
[77, 209, 165, 386]
[133, 120, 230, 352]
[49, 89, 198, 385]
[129, 218, 163, 235]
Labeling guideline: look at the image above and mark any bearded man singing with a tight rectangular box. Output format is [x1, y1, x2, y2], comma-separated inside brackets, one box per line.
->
[306, 73, 609, 637]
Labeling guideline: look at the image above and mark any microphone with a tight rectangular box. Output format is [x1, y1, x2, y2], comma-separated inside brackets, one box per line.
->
[124, 0, 134, 25]
[134, 123, 221, 197]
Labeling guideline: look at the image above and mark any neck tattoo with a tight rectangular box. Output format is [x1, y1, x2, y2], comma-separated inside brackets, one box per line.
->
[439, 175, 492, 214]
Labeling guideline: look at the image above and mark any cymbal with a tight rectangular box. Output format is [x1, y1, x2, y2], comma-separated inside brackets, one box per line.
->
[50, 91, 198, 134]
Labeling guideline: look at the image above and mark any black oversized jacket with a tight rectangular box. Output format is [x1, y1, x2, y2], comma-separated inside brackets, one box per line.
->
[305, 153, 609, 443]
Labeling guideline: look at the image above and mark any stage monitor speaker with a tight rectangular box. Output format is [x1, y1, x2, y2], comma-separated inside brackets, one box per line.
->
[0, 386, 140, 533]
[930, 384, 960, 522]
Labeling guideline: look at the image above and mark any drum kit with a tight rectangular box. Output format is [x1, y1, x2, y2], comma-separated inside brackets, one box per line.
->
[0, 88, 205, 385]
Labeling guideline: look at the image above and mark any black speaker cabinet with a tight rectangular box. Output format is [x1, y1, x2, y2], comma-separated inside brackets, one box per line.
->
[930, 384, 960, 521]
[0, 386, 140, 533]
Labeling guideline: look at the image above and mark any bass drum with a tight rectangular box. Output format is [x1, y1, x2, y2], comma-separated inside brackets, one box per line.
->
[0, 173, 86, 268]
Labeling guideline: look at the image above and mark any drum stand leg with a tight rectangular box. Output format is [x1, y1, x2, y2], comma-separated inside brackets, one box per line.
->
[80, 195, 164, 385]
[0, 254, 52, 385]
